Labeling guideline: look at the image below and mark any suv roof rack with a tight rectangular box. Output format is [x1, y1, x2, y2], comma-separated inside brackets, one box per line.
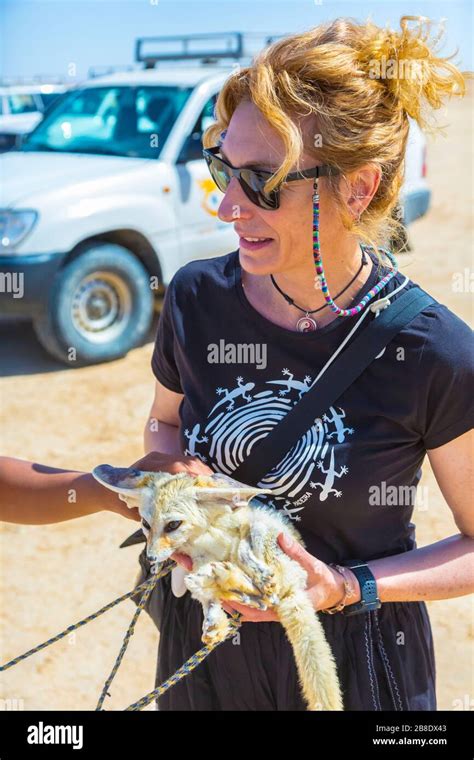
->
[135, 32, 250, 69]
[84, 32, 285, 81]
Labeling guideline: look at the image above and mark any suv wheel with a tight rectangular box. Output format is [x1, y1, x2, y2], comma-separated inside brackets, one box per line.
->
[33, 243, 154, 366]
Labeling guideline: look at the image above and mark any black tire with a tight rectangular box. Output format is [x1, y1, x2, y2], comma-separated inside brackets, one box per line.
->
[33, 243, 153, 366]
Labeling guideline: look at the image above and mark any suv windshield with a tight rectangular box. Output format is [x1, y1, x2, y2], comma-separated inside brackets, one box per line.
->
[21, 84, 192, 158]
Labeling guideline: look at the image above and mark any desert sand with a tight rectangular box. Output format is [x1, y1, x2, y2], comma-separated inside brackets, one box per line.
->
[0, 88, 472, 712]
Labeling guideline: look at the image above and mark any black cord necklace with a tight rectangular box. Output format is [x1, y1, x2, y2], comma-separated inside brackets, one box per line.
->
[270, 247, 369, 332]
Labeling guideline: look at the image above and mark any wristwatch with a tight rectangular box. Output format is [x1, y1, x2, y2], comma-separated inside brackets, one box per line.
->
[340, 560, 381, 616]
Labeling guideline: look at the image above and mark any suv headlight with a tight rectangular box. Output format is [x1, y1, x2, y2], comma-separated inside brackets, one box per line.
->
[0, 209, 38, 250]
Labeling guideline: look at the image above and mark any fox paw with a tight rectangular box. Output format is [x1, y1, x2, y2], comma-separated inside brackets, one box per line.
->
[202, 621, 232, 647]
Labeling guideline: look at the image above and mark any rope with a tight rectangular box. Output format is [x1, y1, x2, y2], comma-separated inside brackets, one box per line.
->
[1, 558, 243, 711]
[95, 564, 166, 710]
[125, 610, 243, 711]
[0, 562, 174, 673]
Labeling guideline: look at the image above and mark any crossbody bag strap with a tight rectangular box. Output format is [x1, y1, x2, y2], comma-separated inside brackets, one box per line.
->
[230, 287, 435, 486]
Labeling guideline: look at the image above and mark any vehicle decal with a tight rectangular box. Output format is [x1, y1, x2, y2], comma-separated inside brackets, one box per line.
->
[198, 178, 222, 217]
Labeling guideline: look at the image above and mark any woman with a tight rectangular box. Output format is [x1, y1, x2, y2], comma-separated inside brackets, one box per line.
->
[133, 16, 473, 710]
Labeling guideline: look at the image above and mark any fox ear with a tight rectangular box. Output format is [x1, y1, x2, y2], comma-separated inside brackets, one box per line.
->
[92, 465, 173, 498]
[193, 473, 271, 508]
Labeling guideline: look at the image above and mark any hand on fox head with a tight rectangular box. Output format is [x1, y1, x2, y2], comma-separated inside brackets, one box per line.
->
[130, 452, 214, 478]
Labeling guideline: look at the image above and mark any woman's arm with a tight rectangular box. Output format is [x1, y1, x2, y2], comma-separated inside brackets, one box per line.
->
[224, 429, 474, 621]
[144, 380, 184, 456]
[142, 380, 213, 475]
[0, 456, 139, 525]
[225, 532, 474, 623]
[426, 428, 474, 537]
[365, 534, 474, 602]
[367, 429, 474, 602]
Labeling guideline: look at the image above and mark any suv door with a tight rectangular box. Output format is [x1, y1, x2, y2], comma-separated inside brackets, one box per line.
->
[175, 94, 235, 262]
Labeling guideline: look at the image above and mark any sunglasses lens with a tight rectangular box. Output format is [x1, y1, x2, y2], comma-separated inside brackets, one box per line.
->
[241, 169, 279, 210]
[206, 156, 230, 193]
[204, 151, 279, 210]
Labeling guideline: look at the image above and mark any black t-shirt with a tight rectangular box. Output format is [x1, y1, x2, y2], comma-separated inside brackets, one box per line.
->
[151, 248, 473, 564]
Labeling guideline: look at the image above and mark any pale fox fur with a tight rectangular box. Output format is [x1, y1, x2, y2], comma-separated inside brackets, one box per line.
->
[93, 465, 343, 711]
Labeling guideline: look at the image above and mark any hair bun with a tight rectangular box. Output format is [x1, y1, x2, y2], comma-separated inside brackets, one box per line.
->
[358, 15, 467, 129]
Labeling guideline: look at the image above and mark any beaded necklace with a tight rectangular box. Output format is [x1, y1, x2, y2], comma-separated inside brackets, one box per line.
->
[312, 176, 398, 316]
[270, 247, 369, 332]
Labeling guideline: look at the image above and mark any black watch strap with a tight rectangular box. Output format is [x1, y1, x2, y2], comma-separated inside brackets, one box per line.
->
[341, 560, 381, 616]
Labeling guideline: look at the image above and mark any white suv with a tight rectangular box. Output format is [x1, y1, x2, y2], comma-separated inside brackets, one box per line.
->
[0, 34, 430, 366]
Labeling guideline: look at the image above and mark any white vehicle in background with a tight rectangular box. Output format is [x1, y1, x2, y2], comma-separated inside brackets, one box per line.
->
[402, 117, 430, 225]
[0, 80, 69, 152]
[0, 33, 430, 366]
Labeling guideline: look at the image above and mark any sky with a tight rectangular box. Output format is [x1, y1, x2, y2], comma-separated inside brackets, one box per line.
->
[0, 0, 472, 82]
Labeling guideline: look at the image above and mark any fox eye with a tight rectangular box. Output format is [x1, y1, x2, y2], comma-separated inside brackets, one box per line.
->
[164, 520, 182, 533]
[142, 518, 151, 531]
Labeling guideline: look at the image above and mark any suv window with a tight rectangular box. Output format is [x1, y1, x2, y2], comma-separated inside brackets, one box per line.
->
[22, 85, 192, 158]
[7, 94, 39, 114]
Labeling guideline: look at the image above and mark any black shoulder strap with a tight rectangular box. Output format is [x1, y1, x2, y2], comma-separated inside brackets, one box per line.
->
[230, 286, 435, 486]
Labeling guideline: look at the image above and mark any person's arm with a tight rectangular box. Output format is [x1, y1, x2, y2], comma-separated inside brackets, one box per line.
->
[0, 456, 140, 525]
[368, 428, 474, 602]
[138, 379, 213, 568]
[144, 379, 183, 456]
[224, 429, 474, 622]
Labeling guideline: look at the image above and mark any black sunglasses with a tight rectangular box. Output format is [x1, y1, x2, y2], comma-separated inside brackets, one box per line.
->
[202, 145, 339, 210]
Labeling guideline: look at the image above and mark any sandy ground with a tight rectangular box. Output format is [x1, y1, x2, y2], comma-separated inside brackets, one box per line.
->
[0, 90, 472, 712]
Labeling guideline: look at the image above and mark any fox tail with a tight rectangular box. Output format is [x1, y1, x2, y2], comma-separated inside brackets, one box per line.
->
[277, 592, 343, 711]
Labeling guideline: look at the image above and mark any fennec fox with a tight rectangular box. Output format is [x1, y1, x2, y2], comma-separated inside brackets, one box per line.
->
[93, 465, 343, 711]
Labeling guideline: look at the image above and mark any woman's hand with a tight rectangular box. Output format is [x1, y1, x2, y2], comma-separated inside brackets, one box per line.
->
[130, 451, 214, 478]
[221, 532, 355, 622]
[128, 451, 213, 567]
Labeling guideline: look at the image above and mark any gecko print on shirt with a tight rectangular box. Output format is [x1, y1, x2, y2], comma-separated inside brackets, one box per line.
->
[183, 369, 353, 519]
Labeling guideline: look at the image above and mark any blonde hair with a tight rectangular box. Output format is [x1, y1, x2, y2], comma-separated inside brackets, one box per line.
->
[203, 16, 468, 258]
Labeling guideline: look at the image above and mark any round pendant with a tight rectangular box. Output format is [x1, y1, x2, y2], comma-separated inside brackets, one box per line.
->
[296, 315, 318, 332]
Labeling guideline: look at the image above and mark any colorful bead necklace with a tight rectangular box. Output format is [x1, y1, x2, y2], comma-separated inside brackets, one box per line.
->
[312, 176, 398, 317]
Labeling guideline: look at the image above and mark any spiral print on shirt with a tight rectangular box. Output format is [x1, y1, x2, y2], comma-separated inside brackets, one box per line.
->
[183, 369, 354, 519]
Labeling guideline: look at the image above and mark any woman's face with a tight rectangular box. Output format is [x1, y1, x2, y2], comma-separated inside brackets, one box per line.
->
[216, 99, 349, 276]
